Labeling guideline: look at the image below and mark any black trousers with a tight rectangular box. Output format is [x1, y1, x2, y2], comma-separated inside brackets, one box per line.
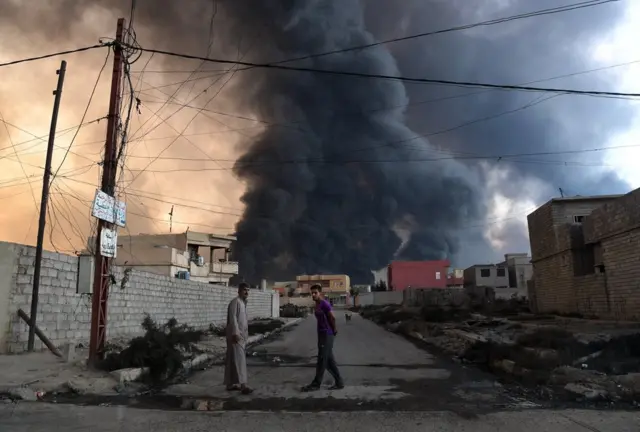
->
[312, 332, 343, 386]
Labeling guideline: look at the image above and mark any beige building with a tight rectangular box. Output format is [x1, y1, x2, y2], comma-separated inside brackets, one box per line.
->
[295, 274, 351, 306]
[101, 231, 238, 286]
[296, 274, 350, 294]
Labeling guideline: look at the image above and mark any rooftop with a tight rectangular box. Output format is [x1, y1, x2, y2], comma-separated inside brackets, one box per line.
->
[549, 194, 623, 204]
[466, 263, 506, 268]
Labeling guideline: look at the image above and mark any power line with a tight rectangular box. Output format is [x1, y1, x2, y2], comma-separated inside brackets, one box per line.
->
[119, 138, 639, 172]
[0, 117, 108, 153]
[122, 186, 242, 211]
[53, 180, 236, 232]
[244, 0, 622, 67]
[33, 55, 632, 158]
[126, 59, 639, 166]
[127, 44, 640, 98]
[0, 43, 110, 68]
[0, 111, 39, 211]
[50, 50, 111, 184]
[60, 174, 242, 217]
[124, 33, 263, 187]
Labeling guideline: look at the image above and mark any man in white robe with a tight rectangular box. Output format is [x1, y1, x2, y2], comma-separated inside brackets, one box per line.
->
[224, 283, 253, 394]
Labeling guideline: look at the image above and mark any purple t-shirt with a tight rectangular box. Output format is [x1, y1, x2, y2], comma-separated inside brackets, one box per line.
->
[315, 299, 334, 335]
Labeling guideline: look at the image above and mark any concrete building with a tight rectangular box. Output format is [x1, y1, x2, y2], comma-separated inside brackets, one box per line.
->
[527, 192, 640, 319]
[463, 263, 509, 288]
[463, 254, 532, 296]
[296, 274, 350, 306]
[388, 260, 450, 290]
[272, 281, 297, 297]
[503, 253, 533, 292]
[105, 231, 239, 286]
[446, 268, 464, 288]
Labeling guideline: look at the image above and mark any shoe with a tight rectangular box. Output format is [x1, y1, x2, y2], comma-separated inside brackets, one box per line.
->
[329, 383, 344, 390]
[301, 383, 321, 392]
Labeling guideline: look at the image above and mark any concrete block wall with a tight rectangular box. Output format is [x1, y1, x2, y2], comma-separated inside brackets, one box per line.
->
[403, 287, 468, 308]
[1, 243, 276, 353]
[357, 291, 403, 306]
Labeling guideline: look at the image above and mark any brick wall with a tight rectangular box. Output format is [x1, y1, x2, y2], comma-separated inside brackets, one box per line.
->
[528, 190, 640, 320]
[583, 189, 640, 320]
[0, 243, 275, 353]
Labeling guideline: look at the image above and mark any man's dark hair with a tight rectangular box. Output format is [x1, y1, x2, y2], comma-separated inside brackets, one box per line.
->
[238, 282, 249, 290]
[310, 284, 322, 292]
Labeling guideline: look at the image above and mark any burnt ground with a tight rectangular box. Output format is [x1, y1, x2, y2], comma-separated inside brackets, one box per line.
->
[31, 313, 638, 415]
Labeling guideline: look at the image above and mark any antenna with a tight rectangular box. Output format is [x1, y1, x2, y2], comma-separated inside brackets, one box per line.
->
[558, 187, 565, 198]
[168, 205, 174, 233]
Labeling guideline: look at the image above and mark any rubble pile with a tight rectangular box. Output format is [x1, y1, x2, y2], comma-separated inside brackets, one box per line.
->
[210, 318, 285, 336]
[100, 316, 205, 382]
[280, 304, 310, 318]
[361, 304, 640, 403]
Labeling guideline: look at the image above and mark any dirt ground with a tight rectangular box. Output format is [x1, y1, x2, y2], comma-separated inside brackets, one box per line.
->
[0, 318, 291, 402]
[358, 303, 640, 404]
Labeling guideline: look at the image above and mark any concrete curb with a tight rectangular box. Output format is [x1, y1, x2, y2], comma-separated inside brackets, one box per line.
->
[111, 318, 303, 384]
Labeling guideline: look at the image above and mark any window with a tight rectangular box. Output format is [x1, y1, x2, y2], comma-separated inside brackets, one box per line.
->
[480, 268, 490, 277]
[573, 215, 585, 224]
[435, 271, 441, 280]
[497, 268, 506, 277]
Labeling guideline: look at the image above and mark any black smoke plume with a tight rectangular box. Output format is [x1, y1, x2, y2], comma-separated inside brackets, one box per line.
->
[219, 1, 479, 283]
[1, 0, 633, 283]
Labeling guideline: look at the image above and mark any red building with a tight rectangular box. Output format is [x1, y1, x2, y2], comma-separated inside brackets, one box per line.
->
[387, 260, 451, 291]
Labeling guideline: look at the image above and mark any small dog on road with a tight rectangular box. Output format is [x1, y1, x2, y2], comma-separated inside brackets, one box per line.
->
[345, 312, 352, 322]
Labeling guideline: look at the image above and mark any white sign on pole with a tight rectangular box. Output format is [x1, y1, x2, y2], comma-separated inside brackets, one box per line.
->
[100, 228, 118, 258]
[91, 190, 126, 227]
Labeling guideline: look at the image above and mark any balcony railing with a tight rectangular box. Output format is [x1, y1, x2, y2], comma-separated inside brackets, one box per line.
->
[210, 260, 239, 275]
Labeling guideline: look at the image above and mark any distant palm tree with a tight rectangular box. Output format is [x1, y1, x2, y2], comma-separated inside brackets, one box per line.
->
[349, 288, 360, 306]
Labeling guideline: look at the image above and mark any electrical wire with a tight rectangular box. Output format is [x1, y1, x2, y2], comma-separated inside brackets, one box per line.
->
[124, 33, 263, 187]
[238, 0, 622, 67]
[126, 45, 640, 98]
[0, 111, 39, 211]
[0, 116, 108, 155]
[0, 44, 110, 68]
[50, 51, 111, 185]
[118, 137, 639, 172]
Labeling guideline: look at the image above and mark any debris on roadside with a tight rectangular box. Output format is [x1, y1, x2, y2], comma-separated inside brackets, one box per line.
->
[99, 316, 205, 382]
[209, 318, 286, 337]
[359, 303, 640, 403]
[280, 304, 310, 318]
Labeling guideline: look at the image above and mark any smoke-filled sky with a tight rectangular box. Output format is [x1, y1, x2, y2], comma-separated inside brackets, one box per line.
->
[0, 0, 638, 283]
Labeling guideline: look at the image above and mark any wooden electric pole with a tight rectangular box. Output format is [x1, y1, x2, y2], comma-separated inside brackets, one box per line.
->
[28, 61, 67, 352]
[169, 205, 174, 233]
[89, 18, 126, 364]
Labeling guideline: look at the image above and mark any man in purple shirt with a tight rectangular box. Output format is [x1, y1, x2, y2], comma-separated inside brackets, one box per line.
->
[302, 284, 344, 392]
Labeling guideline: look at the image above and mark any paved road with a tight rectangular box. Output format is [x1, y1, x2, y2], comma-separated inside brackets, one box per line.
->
[1, 402, 639, 431]
[2, 315, 639, 430]
[164, 313, 530, 413]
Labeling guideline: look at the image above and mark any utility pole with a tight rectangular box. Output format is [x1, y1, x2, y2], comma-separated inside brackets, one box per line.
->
[27, 61, 67, 352]
[169, 205, 174, 233]
[89, 18, 125, 364]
